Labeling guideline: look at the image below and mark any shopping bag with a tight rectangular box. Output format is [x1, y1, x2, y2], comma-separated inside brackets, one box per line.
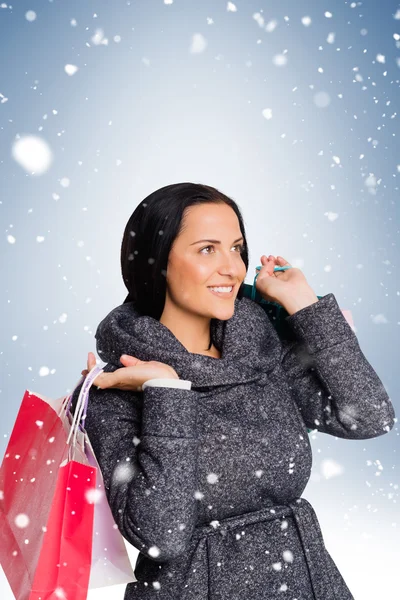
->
[65, 384, 137, 589]
[65, 372, 137, 590]
[0, 366, 136, 600]
[243, 265, 355, 338]
[0, 388, 95, 599]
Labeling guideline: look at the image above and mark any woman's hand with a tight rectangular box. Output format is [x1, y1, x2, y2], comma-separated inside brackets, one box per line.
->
[80, 352, 179, 391]
[255, 255, 317, 309]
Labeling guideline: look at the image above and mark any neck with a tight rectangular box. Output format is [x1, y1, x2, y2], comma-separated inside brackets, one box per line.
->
[159, 298, 213, 354]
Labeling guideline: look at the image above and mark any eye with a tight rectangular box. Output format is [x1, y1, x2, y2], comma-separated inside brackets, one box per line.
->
[199, 245, 214, 255]
[200, 244, 245, 255]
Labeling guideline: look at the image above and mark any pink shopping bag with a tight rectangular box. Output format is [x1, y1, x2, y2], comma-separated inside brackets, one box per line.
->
[0, 366, 136, 600]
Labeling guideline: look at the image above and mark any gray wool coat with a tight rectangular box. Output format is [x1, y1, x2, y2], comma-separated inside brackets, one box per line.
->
[70, 292, 395, 600]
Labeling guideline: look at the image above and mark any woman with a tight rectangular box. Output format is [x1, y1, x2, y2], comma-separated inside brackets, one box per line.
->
[71, 182, 395, 599]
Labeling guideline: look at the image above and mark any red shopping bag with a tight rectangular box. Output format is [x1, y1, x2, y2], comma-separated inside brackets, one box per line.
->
[0, 366, 136, 600]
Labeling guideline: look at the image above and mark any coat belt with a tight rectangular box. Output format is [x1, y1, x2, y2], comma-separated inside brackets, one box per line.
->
[192, 497, 338, 600]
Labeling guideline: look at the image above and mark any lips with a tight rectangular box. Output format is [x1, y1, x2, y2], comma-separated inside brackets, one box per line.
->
[208, 285, 235, 299]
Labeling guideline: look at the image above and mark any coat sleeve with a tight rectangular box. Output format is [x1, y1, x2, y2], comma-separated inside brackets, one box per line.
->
[69, 364, 199, 563]
[273, 293, 396, 439]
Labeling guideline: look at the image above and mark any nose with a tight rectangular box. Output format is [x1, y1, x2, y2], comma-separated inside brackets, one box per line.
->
[216, 250, 242, 280]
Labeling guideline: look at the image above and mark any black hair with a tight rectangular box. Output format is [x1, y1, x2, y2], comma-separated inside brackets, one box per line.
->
[120, 182, 249, 326]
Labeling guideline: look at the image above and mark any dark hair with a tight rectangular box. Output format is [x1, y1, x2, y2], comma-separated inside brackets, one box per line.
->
[120, 182, 249, 321]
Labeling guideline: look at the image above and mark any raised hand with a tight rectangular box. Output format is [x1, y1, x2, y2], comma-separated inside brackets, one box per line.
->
[255, 255, 310, 305]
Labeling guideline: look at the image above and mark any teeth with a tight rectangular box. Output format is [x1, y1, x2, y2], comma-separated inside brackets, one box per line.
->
[209, 286, 233, 293]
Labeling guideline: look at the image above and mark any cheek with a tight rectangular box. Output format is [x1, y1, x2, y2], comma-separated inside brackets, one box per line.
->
[195, 263, 214, 281]
[171, 258, 209, 286]
[178, 257, 211, 282]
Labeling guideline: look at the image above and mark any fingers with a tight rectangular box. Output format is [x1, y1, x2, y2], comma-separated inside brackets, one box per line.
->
[87, 352, 97, 370]
[81, 353, 140, 390]
[259, 255, 292, 278]
[93, 370, 125, 390]
[261, 255, 276, 277]
[120, 354, 141, 365]
[92, 373, 106, 389]
[262, 255, 291, 269]
[276, 255, 291, 266]
[91, 369, 114, 389]
[81, 352, 97, 379]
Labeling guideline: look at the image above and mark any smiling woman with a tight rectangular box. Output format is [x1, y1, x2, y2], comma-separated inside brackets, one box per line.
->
[70, 182, 394, 600]
[158, 202, 247, 354]
[120, 183, 249, 355]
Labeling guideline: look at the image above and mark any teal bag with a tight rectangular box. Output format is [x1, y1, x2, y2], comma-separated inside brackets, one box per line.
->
[242, 265, 322, 434]
[242, 265, 323, 338]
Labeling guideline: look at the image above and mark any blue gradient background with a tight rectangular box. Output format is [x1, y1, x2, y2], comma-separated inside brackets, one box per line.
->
[1, 1, 399, 598]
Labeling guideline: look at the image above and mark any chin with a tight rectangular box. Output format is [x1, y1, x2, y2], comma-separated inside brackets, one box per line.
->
[209, 304, 236, 320]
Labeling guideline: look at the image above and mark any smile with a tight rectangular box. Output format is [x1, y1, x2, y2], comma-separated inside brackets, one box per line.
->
[208, 286, 234, 298]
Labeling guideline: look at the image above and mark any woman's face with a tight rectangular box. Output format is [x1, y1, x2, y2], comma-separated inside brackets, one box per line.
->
[165, 203, 247, 320]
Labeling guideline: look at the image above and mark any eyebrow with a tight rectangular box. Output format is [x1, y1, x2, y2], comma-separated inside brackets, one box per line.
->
[190, 236, 244, 246]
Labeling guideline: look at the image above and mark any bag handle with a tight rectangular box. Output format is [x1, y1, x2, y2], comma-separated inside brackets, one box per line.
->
[251, 265, 292, 303]
[65, 365, 104, 446]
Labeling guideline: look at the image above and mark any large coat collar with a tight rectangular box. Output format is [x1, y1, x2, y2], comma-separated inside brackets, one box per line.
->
[95, 296, 280, 390]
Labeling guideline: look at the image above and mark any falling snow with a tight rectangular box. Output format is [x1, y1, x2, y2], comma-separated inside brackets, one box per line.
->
[321, 458, 345, 479]
[1, 3, 398, 598]
[64, 64, 79, 76]
[190, 33, 207, 54]
[85, 488, 103, 504]
[14, 514, 30, 528]
[25, 10, 36, 22]
[12, 135, 53, 175]
[262, 108, 273, 120]
[272, 53, 288, 67]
